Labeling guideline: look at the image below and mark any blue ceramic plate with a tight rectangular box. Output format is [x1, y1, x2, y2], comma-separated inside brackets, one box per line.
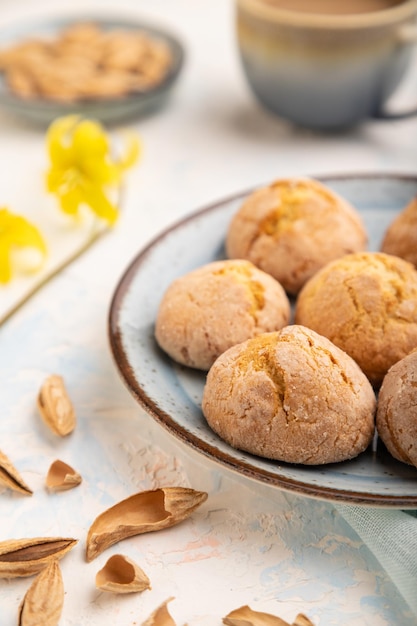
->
[0, 15, 184, 125]
[109, 174, 417, 507]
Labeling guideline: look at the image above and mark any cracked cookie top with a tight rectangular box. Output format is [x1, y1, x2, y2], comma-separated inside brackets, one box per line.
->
[202, 325, 376, 465]
[295, 251, 417, 386]
[155, 259, 290, 371]
[225, 177, 367, 296]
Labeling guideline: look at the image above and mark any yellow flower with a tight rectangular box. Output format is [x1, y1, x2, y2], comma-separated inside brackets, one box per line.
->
[0, 208, 47, 284]
[46, 115, 140, 225]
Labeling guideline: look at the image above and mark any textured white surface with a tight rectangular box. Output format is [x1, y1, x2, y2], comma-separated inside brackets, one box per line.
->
[1, 0, 417, 624]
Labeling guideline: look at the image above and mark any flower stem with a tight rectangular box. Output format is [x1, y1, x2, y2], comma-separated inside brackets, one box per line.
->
[0, 225, 110, 327]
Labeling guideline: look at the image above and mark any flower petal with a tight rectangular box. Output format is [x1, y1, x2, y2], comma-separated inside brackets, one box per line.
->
[47, 115, 79, 167]
[10, 215, 47, 254]
[59, 187, 84, 216]
[46, 166, 67, 193]
[0, 209, 47, 283]
[81, 183, 119, 225]
[117, 133, 141, 171]
[72, 120, 109, 162]
[45, 115, 140, 224]
[0, 245, 12, 283]
[83, 134, 140, 185]
[81, 158, 120, 185]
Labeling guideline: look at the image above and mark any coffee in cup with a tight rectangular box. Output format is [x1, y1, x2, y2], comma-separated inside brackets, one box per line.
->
[260, 0, 405, 15]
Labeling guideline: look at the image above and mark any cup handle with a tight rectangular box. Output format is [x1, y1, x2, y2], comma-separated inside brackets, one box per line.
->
[374, 23, 417, 120]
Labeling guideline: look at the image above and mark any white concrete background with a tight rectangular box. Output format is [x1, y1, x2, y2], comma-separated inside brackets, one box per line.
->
[1, 1, 417, 624]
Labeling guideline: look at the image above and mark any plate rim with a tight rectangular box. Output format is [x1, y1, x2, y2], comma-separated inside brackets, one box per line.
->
[108, 172, 417, 508]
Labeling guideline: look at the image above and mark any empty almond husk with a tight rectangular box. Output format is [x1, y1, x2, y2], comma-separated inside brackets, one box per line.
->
[0, 537, 78, 578]
[293, 616, 315, 626]
[223, 605, 315, 626]
[95, 554, 151, 594]
[18, 560, 64, 626]
[45, 460, 82, 492]
[142, 597, 176, 626]
[0, 449, 32, 495]
[86, 486, 208, 561]
[37, 374, 76, 436]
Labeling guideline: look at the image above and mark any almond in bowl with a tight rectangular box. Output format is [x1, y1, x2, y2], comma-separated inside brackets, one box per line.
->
[0, 21, 174, 103]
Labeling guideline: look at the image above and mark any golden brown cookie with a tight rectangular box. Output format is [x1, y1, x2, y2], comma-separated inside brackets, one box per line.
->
[295, 251, 417, 386]
[225, 177, 367, 295]
[381, 196, 417, 268]
[376, 348, 417, 468]
[155, 259, 290, 370]
[202, 325, 376, 465]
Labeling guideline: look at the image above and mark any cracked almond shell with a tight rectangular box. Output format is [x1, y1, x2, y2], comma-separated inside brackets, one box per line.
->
[18, 560, 64, 626]
[86, 487, 208, 561]
[0, 449, 32, 495]
[37, 374, 76, 436]
[223, 605, 315, 626]
[142, 597, 176, 626]
[293, 616, 315, 626]
[95, 554, 151, 594]
[0, 537, 77, 578]
[45, 459, 82, 492]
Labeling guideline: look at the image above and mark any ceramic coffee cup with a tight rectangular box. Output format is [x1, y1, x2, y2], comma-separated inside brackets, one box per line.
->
[236, 0, 417, 129]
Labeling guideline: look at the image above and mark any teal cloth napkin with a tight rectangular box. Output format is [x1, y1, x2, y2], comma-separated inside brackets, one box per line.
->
[336, 505, 417, 615]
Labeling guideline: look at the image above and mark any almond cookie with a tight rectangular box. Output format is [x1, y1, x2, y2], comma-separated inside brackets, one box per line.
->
[376, 348, 417, 468]
[381, 196, 417, 268]
[155, 259, 290, 370]
[295, 251, 417, 386]
[225, 178, 367, 295]
[202, 325, 376, 465]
